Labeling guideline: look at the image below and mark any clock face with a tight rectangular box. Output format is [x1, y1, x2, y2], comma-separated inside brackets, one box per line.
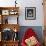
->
[2, 10, 9, 15]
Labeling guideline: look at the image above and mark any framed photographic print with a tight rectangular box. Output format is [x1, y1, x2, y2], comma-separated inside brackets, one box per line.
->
[25, 7, 36, 20]
[2, 10, 9, 15]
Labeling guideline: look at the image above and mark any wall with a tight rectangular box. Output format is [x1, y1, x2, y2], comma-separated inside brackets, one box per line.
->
[0, 0, 44, 44]
[18, 0, 44, 26]
[18, 26, 44, 44]
[0, 0, 44, 26]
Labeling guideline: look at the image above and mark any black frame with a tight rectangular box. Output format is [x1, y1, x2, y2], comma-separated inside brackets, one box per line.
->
[25, 7, 36, 20]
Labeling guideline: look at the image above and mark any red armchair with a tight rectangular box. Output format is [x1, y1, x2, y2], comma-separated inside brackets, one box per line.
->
[21, 28, 41, 46]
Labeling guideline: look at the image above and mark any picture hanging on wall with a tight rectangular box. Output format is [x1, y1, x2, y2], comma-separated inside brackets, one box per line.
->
[25, 7, 36, 20]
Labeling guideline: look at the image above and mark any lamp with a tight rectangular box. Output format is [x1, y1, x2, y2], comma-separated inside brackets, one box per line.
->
[15, 0, 17, 7]
[14, 29, 17, 32]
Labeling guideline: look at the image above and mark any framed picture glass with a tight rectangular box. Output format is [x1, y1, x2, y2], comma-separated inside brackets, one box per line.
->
[2, 10, 9, 15]
[25, 7, 36, 20]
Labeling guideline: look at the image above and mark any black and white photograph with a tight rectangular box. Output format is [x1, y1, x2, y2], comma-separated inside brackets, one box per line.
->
[25, 7, 36, 20]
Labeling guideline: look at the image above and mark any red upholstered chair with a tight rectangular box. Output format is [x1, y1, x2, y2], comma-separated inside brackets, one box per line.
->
[21, 28, 41, 46]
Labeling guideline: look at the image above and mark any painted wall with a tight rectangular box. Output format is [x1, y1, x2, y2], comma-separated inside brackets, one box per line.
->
[18, 26, 44, 44]
[0, 0, 44, 26]
[0, 0, 44, 45]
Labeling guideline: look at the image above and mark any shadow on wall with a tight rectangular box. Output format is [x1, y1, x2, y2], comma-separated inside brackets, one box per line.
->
[18, 26, 44, 44]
